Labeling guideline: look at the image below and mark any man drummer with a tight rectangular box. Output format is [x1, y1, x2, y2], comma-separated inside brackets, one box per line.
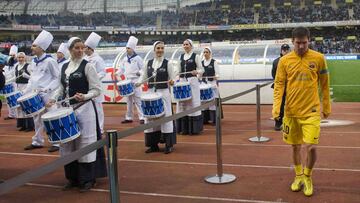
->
[23, 30, 60, 152]
[176, 39, 204, 135]
[57, 42, 69, 71]
[84, 32, 106, 134]
[136, 41, 177, 154]
[3, 45, 18, 120]
[115, 36, 144, 124]
[201, 47, 220, 125]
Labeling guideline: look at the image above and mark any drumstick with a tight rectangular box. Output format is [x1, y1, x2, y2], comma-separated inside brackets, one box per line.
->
[202, 76, 218, 79]
[56, 96, 76, 104]
[178, 71, 194, 75]
[148, 80, 170, 85]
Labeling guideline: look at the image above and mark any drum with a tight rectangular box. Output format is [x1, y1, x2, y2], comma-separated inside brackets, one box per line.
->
[117, 80, 134, 97]
[5, 91, 22, 108]
[41, 108, 80, 144]
[141, 93, 165, 118]
[173, 81, 192, 101]
[200, 83, 214, 102]
[17, 92, 45, 117]
[0, 82, 15, 95]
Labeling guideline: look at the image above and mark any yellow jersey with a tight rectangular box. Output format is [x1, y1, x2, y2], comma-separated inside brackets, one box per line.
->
[272, 49, 331, 118]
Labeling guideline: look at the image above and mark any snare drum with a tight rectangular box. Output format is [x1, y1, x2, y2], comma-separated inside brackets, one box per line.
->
[173, 81, 192, 101]
[0, 82, 14, 95]
[17, 92, 45, 117]
[41, 108, 81, 144]
[141, 93, 165, 118]
[5, 91, 22, 108]
[117, 80, 134, 97]
[200, 83, 214, 102]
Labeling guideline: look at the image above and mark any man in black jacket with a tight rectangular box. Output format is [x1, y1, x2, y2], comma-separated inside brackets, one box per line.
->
[271, 44, 290, 131]
[1, 63, 6, 118]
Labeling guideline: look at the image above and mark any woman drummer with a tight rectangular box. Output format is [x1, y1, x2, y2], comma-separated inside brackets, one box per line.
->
[15, 52, 34, 131]
[47, 37, 107, 192]
[201, 47, 220, 125]
[176, 39, 204, 135]
[136, 41, 177, 154]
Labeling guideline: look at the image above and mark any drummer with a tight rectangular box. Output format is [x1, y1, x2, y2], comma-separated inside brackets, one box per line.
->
[47, 37, 107, 192]
[201, 47, 220, 125]
[3, 45, 18, 120]
[14, 52, 34, 131]
[84, 32, 106, 134]
[136, 41, 177, 154]
[22, 30, 60, 152]
[57, 42, 70, 70]
[176, 39, 204, 135]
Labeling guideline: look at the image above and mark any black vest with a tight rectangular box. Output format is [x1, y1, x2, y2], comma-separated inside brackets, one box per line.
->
[15, 63, 30, 84]
[202, 59, 215, 82]
[180, 53, 197, 78]
[61, 60, 89, 105]
[147, 59, 169, 89]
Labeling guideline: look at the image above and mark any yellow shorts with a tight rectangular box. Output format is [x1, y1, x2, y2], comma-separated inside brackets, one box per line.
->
[282, 116, 321, 145]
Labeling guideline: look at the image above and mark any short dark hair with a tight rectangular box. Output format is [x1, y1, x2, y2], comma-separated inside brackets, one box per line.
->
[292, 27, 310, 40]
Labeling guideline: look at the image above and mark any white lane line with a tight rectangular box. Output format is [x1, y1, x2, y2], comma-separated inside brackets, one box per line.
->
[119, 139, 360, 149]
[25, 182, 284, 203]
[1, 151, 359, 172]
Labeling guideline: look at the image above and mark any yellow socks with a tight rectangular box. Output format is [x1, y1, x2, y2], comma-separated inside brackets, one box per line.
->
[291, 165, 304, 192]
[303, 167, 314, 196]
[304, 167, 313, 177]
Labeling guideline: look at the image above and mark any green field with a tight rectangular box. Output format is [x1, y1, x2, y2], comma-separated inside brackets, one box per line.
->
[327, 60, 360, 102]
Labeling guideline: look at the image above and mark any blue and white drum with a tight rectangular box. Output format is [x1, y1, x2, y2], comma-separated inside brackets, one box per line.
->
[141, 93, 165, 118]
[117, 80, 134, 97]
[200, 83, 214, 102]
[17, 92, 45, 117]
[0, 82, 15, 95]
[41, 108, 81, 144]
[173, 81, 192, 101]
[6, 91, 22, 108]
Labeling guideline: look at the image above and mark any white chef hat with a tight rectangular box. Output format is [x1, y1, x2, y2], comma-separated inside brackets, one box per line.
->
[67, 37, 81, 49]
[184, 39, 193, 47]
[33, 30, 54, 51]
[9, 45, 18, 55]
[57, 43, 69, 58]
[84, 32, 101, 50]
[126, 36, 138, 51]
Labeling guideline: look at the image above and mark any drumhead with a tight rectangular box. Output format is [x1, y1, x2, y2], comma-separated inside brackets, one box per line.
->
[17, 92, 38, 102]
[41, 108, 74, 120]
[199, 83, 212, 90]
[141, 93, 162, 101]
[117, 80, 131, 86]
[174, 81, 190, 87]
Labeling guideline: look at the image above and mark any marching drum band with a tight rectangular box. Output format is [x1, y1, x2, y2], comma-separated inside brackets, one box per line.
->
[0, 30, 220, 190]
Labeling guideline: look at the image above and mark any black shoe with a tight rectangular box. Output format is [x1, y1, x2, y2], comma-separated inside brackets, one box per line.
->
[24, 128, 34, 132]
[164, 147, 173, 154]
[48, 146, 59, 153]
[274, 120, 282, 131]
[19, 127, 26, 131]
[145, 146, 160, 153]
[121, 120, 133, 124]
[62, 181, 77, 191]
[4, 116, 15, 120]
[79, 181, 94, 193]
[139, 120, 145, 124]
[24, 144, 43, 150]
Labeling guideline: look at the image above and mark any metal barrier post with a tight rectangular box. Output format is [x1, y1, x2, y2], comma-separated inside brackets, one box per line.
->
[205, 98, 236, 184]
[249, 84, 270, 142]
[107, 130, 120, 203]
